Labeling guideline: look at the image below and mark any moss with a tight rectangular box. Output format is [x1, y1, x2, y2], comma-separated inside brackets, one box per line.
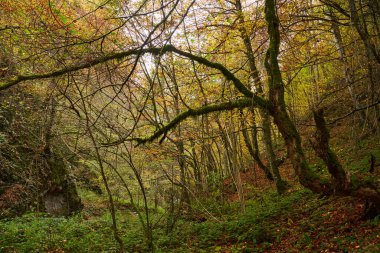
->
[350, 173, 377, 191]
[1, 45, 269, 111]
[105, 98, 264, 146]
[44, 152, 83, 215]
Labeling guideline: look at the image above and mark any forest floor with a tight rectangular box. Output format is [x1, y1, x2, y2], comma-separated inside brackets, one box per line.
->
[215, 191, 380, 252]
[1, 186, 380, 252]
[1, 128, 380, 252]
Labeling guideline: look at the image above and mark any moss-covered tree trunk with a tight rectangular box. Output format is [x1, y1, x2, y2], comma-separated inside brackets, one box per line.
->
[41, 96, 82, 216]
[311, 109, 349, 191]
[263, 0, 330, 194]
[263, 0, 380, 217]
[235, 0, 287, 193]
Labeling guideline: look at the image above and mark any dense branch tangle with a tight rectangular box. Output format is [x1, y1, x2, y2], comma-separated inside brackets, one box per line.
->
[0, 45, 270, 144]
[2, 0, 380, 214]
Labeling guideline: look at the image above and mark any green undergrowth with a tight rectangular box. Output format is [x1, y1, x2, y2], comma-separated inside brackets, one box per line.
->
[0, 188, 321, 252]
[346, 147, 380, 173]
[2, 187, 379, 252]
[0, 211, 146, 253]
[156, 188, 321, 252]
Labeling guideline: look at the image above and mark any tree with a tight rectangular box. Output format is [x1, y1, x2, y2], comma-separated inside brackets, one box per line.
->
[1, 0, 380, 220]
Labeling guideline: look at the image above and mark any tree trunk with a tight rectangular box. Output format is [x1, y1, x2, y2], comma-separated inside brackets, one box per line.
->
[240, 110, 274, 181]
[260, 109, 288, 193]
[264, 0, 330, 194]
[42, 95, 82, 216]
[348, 0, 380, 64]
[327, 8, 366, 124]
[311, 109, 349, 191]
[235, 0, 287, 193]
[176, 140, 191, 210]
[264, 0, 380, 217]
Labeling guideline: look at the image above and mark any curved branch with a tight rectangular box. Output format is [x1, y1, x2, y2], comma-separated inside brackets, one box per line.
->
[0, 47, 161, 91]
[103, 98, 263, 146]
[1, 45, 269, 112]
[0, 45, 259, 99]
[166, 46, 255, 98]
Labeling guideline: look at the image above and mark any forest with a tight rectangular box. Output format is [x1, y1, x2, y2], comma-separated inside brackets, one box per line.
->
[0, 0, 379, 252]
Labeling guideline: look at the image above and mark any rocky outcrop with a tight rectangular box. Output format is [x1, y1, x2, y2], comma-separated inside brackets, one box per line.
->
[0, 90, 82, 218]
